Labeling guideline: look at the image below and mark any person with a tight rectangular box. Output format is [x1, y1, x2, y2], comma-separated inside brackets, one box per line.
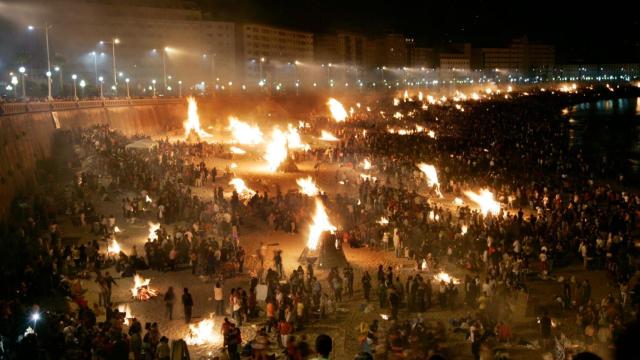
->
[182, 288, 194, 323]
[312, 334, 332, 360]
[214, 281, 224, 315]
[156, 336, 170, 360]
[225, 322, 241, 360]
[362, 271, 372, 302]
[539, 311, 552, 350]
[164, 286, 175, 320]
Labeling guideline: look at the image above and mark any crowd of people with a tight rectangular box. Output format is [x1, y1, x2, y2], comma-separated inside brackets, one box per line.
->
[0, 85, 639, 360]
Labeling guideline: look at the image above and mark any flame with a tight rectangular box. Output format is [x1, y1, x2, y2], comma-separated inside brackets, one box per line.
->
[417, 163, 443, 197]
[421, 259, 427, 270]
[307, 198, 336, 251]
[471, 92, 480, 100]
[130, 274, 158, 300]
[145, 195, 152, 203]
[360, 174, 377, 181]
[228, 117, 263, 145]
[403, 90, 409, 100]
[107, 238, 121, 255]
[393, 111, 403, 119]
[377, 217, 389, 225]
[297, 177, 321, 196]
[393, 98, 400, 106]
[230, 162, 238, 169]
[464, 189, 500, 215]
[230, 146, 246, 154]
[362, 159, 372, 170]
[114, 226, 121, 233]
[183, 97, 212, 139]
[434, 271, 460, 284]
[453, 197, 464, 206]
[461, 225, 468, 235]
[415, 124, 424, 133]
[117, 304, 134, 326]
[185, 318, 221, 346]
[319, 130, 339, 141]
[229, 178, 256, 200]
[327, 98, 348, 122]
[418, 91, 423, 101]
[285, 124, 310, 150]
[427, 130, 436, 139]
[148, 222, 160, 242]
[264, 128, 288, 172]
[426, 95, 436, 104]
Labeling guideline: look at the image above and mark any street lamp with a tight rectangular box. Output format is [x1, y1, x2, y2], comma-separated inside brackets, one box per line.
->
[11, 76, 18, 97]
[79, 79, 86, 98]
[54, 66, 63, 95]
[162, 47, 170, 91]
[91, 51, 99, 85]
[19, 66, 27, 98]
[125, 78, 130, 99]
[27, 22, 53, 101]
[99, 38, 120, 96]
[31, 312, 40, 332]
[259, 56, 265, 83]
[98, 76, 104, 99]
[151, 79, 156, 98]
[71, 74, 78, 100]
[178, 80, 182, 97]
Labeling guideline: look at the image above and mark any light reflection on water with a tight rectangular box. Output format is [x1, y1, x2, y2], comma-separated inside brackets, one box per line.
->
[564, 97, 640, 177]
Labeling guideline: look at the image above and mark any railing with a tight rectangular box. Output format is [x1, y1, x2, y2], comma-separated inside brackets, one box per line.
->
[0, 98, 184, 116]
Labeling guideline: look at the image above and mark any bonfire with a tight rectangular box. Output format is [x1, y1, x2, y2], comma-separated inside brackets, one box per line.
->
[130, 274, 158, 301]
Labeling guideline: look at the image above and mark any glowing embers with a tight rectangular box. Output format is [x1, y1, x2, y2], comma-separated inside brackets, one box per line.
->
[131, 274, 158, 301]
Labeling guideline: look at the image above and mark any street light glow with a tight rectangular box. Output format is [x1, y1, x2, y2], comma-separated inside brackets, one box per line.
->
[27, 25, 34, 30]
[114, 38, 120, 44]
[31, 313, 40, 321]
[125, 78, 130, 83]
[79, 80, 86, 88]
[46, 71, 52, 77]
[98, 76, 104, 82]
[19, 67, 25, 74]
[71, 74, 77, 80]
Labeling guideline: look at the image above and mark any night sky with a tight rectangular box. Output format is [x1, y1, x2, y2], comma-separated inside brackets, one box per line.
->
[199, 0, 640, 63]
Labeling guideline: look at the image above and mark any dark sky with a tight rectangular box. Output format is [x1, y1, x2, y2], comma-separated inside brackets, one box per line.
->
[199, 0, 640, 63]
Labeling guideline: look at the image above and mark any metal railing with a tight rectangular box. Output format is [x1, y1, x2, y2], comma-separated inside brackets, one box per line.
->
[0, 98, 183, 116]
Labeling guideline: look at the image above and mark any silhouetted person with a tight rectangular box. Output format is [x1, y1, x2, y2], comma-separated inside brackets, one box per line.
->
[182, 287, 193, 323]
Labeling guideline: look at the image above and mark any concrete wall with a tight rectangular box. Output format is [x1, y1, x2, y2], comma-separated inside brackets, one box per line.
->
[0, 103, 186, 219]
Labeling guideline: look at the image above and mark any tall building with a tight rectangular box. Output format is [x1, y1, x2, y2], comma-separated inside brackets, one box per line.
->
[24, 0, 236, 88]
[480, 37, 555, 74]
[438, 43, 472, 70]
[237, 24, 314, 84]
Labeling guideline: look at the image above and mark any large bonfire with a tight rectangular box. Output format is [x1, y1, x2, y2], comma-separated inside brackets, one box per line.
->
[185, 317, 222, 346]
[183, 97, 212, 140]
[327, 98, 348, 122]
[464, 189, 501, 215]
[307, 198, 337, 251]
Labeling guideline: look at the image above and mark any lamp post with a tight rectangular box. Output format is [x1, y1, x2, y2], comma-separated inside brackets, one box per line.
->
[125, 78, 130, 99]
[178, 80, 182, 97]
[28, 23, 53, 101]
[79, 79, 86, 98]
[151, 79, 156, 98]
[71, 74, 78, 100]
[54, 66, 63, 95]
[91, 51, 99, 85]
[259, 57, 265, 83]
[11, 76, 18, 97]
[100, 38, 120, 96]
[98, 76, 104, 99]
[19, 66, 27, 99]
